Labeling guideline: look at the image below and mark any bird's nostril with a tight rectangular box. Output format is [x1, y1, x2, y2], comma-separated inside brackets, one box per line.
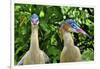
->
[76, 29, 81, 32]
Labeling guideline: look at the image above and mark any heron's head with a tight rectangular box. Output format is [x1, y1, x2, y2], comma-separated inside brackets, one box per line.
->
[31, 14, 39, 25]
[59, 19, 91, 40]
[60, 19, 88, 34]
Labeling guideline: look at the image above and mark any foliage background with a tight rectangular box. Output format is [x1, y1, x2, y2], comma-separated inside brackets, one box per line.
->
[14, 3, 94, 64]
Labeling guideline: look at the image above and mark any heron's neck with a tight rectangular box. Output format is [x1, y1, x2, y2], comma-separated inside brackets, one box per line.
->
[63, 32, 74, 49]
[30, 25, 40, 52]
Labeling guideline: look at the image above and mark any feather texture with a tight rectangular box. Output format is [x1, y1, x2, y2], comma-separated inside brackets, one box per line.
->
[17, 14, 49, 65]
[60, 31, 81, 62]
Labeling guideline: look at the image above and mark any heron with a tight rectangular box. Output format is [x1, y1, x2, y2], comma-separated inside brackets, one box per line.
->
[17, 14, 49, 65]
[59, 19, 90, 62]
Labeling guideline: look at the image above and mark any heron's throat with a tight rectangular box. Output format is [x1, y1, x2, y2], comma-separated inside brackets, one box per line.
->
[30, 25, 40, 52]
[63, 32, 74, 48]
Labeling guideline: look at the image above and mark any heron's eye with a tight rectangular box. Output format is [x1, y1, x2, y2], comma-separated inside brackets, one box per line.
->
[70, 23, 77, 29]
[73, 25, 77, 29]
[35, 19, 39, 23]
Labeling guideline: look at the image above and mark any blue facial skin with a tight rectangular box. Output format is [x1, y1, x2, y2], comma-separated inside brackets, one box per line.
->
[65, 19, 92, 39]
[65, 19, 80, 30]
[31, 14, 39, 25]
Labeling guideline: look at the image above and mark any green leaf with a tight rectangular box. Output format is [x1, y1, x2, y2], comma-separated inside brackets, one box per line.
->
[39, 10, 45, 17]
[82, 48, 94, 61]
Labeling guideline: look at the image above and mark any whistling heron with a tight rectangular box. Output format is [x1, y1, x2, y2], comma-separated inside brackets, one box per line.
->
[59, 19, 90, 62]
[17, 14, 49, 65]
